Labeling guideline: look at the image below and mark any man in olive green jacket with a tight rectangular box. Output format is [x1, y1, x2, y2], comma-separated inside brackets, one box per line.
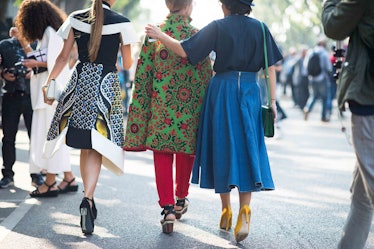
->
[322, 1, 374, 249]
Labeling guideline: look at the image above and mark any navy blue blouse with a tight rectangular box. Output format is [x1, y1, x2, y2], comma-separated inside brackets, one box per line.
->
[181, 15, 283, 73]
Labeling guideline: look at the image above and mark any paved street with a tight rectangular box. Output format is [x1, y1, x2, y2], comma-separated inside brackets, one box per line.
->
[0, 96, 373, 249]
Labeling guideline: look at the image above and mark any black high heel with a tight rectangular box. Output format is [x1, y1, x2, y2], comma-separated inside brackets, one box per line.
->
[160, 205, 175, 234]
[80, 197, 95, 234]
[175, 198, 189, 220]
[82, 191, 97, 219]
[92, 198, 97, 220]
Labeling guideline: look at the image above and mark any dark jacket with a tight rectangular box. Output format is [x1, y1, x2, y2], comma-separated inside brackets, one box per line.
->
[322, 0, 374, 111]
[0, 37, 31, 94]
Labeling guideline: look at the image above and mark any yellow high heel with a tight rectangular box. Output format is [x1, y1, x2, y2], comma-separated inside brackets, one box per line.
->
[234, 205, 251, 243]
[219, 207, 233, 230]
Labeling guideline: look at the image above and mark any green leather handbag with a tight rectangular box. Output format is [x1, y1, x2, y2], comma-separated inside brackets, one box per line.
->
[261, 22, 274, 138]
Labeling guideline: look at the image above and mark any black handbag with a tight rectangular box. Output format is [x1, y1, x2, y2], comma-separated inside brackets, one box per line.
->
[27, 48, 48, 74]
[261, 22, 275, 138]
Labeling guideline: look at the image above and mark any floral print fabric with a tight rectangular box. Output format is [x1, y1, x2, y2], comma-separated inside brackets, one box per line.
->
[124, 14, 212, 154]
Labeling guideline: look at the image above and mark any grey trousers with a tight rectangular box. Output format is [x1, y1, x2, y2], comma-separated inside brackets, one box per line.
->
[338, 114, 374, 249]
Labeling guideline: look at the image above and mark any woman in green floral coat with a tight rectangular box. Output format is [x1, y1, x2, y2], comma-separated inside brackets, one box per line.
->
[124, 0, 212, 234]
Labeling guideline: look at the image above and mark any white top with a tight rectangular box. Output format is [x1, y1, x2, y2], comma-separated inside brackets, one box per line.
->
[57, 7, 139, 45]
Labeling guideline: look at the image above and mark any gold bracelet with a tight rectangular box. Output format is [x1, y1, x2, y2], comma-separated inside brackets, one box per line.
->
[42, 85, 49, 89]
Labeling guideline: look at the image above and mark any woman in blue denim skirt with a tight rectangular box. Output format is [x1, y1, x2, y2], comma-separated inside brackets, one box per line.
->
[146, 0, 282, 243]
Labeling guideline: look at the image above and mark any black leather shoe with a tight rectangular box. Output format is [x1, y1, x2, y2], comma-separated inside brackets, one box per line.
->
[92, 198, 97, 219]
[80, 197, 95, 234]
[58, 178, 79, 193]
[31, 174, 44, 187]
[0, 177, 14, 188]
[29, 181, 59, 198]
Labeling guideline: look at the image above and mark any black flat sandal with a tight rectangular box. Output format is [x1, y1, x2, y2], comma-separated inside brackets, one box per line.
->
[161, 205, 175, 234]
[29, 181, 59, 198]
[80, 197, 95, 235]
[58, 178, 79, 193]
[175, 198, 189, 220]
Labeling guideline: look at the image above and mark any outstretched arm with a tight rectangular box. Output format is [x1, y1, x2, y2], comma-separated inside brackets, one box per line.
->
[145, 24, 187, 58]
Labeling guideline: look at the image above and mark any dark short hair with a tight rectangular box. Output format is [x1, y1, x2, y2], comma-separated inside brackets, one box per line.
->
[220, 0, 252, 15]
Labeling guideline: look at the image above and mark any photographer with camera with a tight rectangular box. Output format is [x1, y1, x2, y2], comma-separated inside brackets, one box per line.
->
[0, 27, 44, 189]
[322, 0, 374, 248]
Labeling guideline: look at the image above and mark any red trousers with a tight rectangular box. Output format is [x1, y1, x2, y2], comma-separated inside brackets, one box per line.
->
[153, 151, 194, 207]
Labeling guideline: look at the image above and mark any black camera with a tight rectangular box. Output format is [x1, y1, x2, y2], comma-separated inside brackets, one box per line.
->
[332, 41, 346, 80]
[4, 61, 30, 79]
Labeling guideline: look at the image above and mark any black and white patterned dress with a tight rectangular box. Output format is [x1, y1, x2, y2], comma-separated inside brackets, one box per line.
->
[43, 3, 138, 175]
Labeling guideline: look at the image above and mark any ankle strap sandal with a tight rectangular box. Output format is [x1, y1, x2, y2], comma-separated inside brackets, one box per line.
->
[161, 205, 175, 234]
[175, 198, 189, 219]
[161, 205, 175, 217]
[29, 181, 59, 198]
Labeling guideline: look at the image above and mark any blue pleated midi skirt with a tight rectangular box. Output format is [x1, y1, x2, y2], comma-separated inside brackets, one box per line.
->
[191, 71, 275, 193]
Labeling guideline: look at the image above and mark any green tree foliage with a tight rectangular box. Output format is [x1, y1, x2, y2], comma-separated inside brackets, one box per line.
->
[252, 0, 324, 51]
[113, 0, 141, 20]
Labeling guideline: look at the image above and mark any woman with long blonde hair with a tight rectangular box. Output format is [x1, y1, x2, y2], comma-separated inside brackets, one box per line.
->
[42, 0, 138, 234]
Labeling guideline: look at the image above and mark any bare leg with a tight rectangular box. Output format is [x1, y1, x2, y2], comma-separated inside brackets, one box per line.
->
[57, 171, 77, 189]
[80, 149, 102, 199]
[219, 192, 232, 230]
[234, 191, 252, 242]
[220, 192, 231, 210]
[63, 171, 75, 181]
[78, 149, 100, 234]
[80, 149, 87, 177]
[239, 192, 252, 209]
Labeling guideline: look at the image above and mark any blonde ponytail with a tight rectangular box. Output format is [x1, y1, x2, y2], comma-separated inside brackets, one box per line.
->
[88, 0, 104, 62]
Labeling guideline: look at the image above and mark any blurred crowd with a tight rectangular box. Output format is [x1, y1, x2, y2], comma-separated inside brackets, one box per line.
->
[275, 38, 344, 124]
